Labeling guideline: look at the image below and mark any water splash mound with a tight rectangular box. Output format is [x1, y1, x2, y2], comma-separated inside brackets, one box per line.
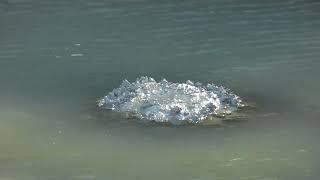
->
[97, 77, 245, 124]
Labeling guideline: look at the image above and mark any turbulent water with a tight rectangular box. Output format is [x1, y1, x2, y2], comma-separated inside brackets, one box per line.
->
[98, 77, 243, 124]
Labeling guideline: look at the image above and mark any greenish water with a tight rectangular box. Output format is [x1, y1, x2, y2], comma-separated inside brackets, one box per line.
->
[1, 0, 320, 179]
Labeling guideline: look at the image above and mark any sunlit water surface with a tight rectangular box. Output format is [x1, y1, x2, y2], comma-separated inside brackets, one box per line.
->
[1, 0, 320, 179]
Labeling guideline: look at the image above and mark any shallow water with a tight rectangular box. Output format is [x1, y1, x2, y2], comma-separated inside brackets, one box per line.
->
[1, 0, 320, 179]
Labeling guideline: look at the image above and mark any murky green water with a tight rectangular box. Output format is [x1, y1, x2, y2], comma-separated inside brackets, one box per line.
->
[1, 0, 320, 179]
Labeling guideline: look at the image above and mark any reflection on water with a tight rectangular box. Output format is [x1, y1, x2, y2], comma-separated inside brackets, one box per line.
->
[1, 0, 320, 179]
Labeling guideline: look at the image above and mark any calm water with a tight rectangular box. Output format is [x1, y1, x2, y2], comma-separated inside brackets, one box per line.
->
[1, 0, 320, 179]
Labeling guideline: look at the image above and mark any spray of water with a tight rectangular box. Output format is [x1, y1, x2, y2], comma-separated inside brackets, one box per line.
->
[98, 77, 244, 124]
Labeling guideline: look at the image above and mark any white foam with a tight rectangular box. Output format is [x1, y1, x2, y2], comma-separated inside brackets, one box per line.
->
[70, 53, 83, 57]
[98, 77, 244, 124]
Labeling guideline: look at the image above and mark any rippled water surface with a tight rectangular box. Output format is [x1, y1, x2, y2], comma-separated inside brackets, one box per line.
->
[1, 0, 320, 179]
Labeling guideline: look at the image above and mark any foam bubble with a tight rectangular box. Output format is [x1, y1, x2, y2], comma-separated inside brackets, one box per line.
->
[98, 77, 244, 124]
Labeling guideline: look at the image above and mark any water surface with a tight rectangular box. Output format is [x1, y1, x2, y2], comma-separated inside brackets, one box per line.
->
[1, 0, 320, 179]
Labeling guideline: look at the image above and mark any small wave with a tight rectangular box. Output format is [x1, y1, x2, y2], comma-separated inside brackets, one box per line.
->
[97, 77, 244, 124]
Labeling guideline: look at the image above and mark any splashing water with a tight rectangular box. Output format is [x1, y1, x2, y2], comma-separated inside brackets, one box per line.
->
[97, 77, 244, 124]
